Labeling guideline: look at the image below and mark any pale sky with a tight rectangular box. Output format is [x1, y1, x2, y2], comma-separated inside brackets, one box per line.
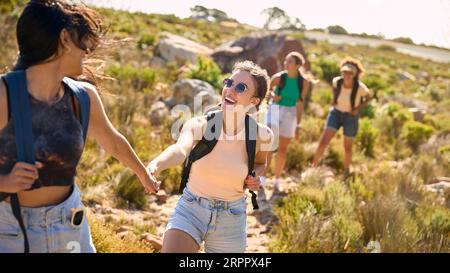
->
[85, 0, 450, 49]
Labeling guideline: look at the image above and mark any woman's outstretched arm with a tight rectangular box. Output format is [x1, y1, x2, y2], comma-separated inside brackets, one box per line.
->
[147, 117, 202, 177]
[81, 82, 158, 193]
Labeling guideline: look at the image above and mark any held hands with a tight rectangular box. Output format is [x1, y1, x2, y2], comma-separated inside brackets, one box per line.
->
[0, 162, 43, 193]
[244, 175, 261, 191]
[140, 163, 161, 194]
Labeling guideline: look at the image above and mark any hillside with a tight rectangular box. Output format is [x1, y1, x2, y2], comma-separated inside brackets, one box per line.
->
[0, 6, 449, 253]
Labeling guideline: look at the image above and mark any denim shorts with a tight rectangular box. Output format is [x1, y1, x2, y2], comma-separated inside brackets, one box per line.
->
[165, 187, 247, 253]
[325, 107, 360, 139]
[0, 185, 95, 253]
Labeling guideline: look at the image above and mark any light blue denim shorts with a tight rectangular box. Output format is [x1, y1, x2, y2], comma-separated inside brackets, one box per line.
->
[0, 185, 95, 253]
[165, 187, 247, 253]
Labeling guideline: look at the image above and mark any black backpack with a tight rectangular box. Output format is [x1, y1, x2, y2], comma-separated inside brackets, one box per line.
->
[278, 71, 303, 101]
[179, 110, 259, 210]
[333, 77, 361, 110]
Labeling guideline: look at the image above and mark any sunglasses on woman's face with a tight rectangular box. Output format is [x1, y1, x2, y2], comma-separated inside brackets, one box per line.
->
[222, 78, 249, 93]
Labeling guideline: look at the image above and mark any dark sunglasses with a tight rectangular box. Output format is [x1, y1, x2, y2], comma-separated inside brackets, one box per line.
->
[222, 78, 249, 93]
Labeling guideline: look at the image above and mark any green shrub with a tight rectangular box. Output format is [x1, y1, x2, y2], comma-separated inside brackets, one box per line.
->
[415, 204, 450, 252]
[401, 120, 435, 151]
[186, 56, 223, 89]
[0, 0, 26, 12]
[159, 166, 182, 194]
[438, 144, 450, 157]
[315, 57, 340, 84]
[392, 37, 414, 45]
[137, 33, 156, 49]
[323, 141, 345, 172]
[355, 118, 379, 157]
[285, 140, 308, 173]
[363, 73, 386, 91]
[115, 170, 148, 209]
[378, 102, 413, 137]
[358, 193, 419, 252]
[107, 64, 157, 90]
[360, 103, 375, 119]
[327, 25, 348, 35]
[377, 44, 396, 52]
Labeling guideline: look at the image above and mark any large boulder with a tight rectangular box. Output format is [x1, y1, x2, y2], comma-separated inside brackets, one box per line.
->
[211, 32, 310, 76]
[153, 33, 213, 65]
[166, 79, 221, 114]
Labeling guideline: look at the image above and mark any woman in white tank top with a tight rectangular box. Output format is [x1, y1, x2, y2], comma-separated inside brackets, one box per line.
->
[146, 61, 274, 253]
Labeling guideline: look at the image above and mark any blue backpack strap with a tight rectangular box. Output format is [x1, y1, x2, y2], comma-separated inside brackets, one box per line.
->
[62, 77, 90, 143]
[2, 69, 34, 253]
[4, 70, 36, 164]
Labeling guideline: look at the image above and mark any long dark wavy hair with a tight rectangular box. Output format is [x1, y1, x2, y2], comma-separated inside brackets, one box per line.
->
[13, 0, 107, 84]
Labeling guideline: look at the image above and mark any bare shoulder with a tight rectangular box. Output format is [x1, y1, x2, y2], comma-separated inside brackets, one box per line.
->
[180, 115, 208, 145]
[332, 76, 341, 87]
[358, 81, 370, 95]
[74, 80, 99, 98]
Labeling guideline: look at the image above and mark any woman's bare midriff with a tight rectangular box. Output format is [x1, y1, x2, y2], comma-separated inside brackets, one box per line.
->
[4, 185, 73, 208]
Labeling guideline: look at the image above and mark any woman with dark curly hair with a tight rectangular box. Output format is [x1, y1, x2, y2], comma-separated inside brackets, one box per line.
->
[312, 57, 373, 175]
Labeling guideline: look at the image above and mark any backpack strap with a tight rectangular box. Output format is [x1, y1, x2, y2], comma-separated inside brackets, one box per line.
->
[0, 70, 34, 253]
[245, 114, 259, 210]
[278, 72, 303, 101]
[277, 72, 288, 97]
[333, 77, 360, 110]
[350, 80, 360, 110]
[333, 77, 344, 106]
[62, 77, 90, 143]
[179, 110, 222, 194]
[297, 73, 304, 102]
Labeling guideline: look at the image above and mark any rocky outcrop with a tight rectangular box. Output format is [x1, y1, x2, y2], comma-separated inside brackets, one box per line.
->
[166, 79, 221, 113]
[153, 33, 213, 65]
[212, 32, 310, 76]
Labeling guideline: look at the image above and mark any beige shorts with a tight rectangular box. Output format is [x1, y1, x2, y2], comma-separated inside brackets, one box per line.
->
[266, 104, 297, 139]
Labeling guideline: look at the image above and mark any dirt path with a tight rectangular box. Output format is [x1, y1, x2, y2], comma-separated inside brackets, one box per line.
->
[89, 177, 294, 252]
